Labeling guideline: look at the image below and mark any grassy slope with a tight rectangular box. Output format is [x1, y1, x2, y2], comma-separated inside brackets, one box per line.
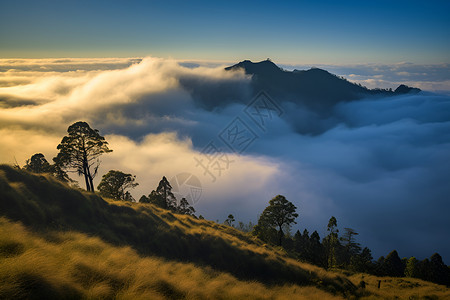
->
[348, 273, 450, 300]
[0, 165, 449, 299]
[0, 218, 350, 300]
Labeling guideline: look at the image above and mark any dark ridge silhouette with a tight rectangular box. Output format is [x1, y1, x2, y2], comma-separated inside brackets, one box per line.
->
[0, 165, 357, 295]
[225, 59, 421, 112]
[394, 84, 421, 94]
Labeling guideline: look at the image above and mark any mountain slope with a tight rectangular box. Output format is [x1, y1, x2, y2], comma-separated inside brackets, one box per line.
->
[0, 165, 357, 298]
[1, 165, 448, 299]
[0, 217, 351, 299]
[225, 60, 420, 112]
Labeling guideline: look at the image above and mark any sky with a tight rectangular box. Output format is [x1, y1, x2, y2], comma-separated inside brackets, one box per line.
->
[1, 1, 450, 262]
[1, 0, 449, 64]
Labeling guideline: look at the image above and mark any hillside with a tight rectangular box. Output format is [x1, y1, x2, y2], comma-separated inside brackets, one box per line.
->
[0, 165, 449, 299]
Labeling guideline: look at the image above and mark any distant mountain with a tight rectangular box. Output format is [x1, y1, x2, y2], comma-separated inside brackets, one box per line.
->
[225, 59, 420, 112]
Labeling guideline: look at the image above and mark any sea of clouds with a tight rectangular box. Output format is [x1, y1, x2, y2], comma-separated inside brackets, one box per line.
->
[1, 57, 449, 261]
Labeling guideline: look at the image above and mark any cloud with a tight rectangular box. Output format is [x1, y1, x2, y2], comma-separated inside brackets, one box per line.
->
[0, 58, 142, 73]
[0, 57, 449, 262]
[253, 94, 450, 260]
[101, 132, 280, 210]
[0, 127, 62, 165]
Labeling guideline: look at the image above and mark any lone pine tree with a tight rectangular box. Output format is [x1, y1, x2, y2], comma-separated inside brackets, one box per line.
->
[54, 121, 112, 191]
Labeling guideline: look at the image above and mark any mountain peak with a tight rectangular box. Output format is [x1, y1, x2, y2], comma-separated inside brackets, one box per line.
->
[394, 84, 421, 94]
[225, 59, 283, 74]
[222, 59, 422, 119]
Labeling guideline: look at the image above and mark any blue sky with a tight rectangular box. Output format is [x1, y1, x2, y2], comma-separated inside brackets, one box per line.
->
[1, 0, 449, 63]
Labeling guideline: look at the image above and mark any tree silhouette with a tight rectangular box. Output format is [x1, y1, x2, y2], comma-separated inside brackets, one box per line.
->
[24, 153, 72, 183]
[405, 257, 419, 278]
[51, 163, 72, 183]
[340, 227, 361, 265]
[138, 195, 147, 203]
[309, 230, 324, 267]
[54, 121, 112, 192]
[176, 197, 196, 216]
[97, 170, 138, 201]
[24, 153, 52, 173]
[141, 176, 177, 210]
[140, 190, 164, 207]
[417, 258, 431, 281]
[256, 195, 298, 246]
[429, 253, 450, 285]
[156, 176, 177, 210]
[383, 250, 404, 277]
[350, 247, 373, 273]
[323, 216, 339, 269]
[253, 217, 278, 245]
[123, 191, 135, 202]
[225, 214, 235, 226]
[294, 229, 309, 262]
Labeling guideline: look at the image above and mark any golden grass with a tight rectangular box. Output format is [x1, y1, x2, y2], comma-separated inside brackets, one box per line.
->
[0, 165, 353, 291]
[0, 218, 346, 299]
[348, 273, 450, 300]
[2, 218, 447, 299]
[1, 165, 449, 299]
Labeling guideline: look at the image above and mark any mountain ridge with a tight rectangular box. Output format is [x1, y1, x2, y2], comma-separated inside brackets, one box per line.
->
[225, 59, 420, 112]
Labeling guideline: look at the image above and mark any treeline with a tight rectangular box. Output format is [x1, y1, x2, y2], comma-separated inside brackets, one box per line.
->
[138, 176, 195, 216]
[226, 195, 450, 287]
[284, 223, 450, 286]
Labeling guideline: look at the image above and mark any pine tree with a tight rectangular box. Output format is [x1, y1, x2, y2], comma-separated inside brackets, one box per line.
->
[177, 198, 196, 216]
[383, 250, 404, 277]
[350, 247, 373, 273]
[340, 227, 361, 266]
[141, 176, 177, 210]
[156, 176, 177, 210]
[323, 216, 339, 269]
[54, 121, 112, 191]
[404, 257, 419, 278]
[429, 253, 450, 285]
[310, 230, 324, 267]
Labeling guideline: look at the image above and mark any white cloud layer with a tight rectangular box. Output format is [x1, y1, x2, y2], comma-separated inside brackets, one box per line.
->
[1, 57, 449, 262]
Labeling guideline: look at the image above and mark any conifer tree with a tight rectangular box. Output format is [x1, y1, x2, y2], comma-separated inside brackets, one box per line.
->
[54, 121, 112, 191]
